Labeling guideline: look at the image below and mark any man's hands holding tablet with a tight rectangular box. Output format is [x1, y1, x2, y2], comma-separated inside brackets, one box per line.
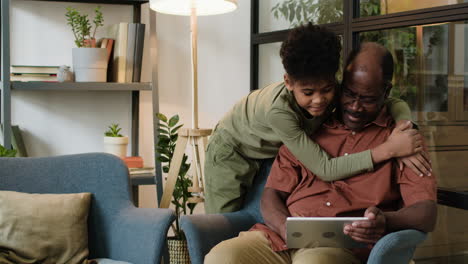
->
[343, 207, 387, 244]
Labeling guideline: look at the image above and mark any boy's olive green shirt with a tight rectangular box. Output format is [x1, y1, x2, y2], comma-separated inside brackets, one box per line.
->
[216, 82, 412, 181]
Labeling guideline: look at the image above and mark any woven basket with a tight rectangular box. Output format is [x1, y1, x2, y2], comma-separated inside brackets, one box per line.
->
[168, 237, 190, 264]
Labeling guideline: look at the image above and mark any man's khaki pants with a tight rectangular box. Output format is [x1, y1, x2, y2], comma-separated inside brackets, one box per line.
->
[204, 231, 362, 264]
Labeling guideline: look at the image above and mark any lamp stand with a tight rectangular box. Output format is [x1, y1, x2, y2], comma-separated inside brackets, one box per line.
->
[159, 7, 212, 208]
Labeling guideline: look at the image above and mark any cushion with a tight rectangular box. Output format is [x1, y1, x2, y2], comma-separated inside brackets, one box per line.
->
[0, 191, 92, 264]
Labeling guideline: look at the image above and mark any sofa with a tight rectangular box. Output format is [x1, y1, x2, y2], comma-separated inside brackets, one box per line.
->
[0, 153, 175, 264]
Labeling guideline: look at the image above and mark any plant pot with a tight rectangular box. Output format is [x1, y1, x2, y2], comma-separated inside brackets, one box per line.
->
[72, 48, 107, 82]
[167, 237, 190, 264]
[103, 136, 128, 158]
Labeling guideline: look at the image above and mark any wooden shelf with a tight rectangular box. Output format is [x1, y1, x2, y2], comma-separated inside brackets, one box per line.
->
[27, 0, 148, 5]
[11, 82, 151, 91]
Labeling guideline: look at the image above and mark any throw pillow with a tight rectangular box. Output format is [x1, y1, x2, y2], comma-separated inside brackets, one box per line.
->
[0, 191, 92, 264]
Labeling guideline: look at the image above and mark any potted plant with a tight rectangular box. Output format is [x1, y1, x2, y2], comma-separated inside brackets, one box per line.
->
[0, 145, 17, 157]
[156, 113, 196, 264]
[103, 123, 128, 158]
[66, 6, 107, 82]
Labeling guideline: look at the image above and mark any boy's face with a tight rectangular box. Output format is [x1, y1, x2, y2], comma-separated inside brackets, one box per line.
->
[284, 74, 336, 117]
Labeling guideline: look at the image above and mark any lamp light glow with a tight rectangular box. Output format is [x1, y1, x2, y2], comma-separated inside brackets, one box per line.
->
[150, 0, 237, 16]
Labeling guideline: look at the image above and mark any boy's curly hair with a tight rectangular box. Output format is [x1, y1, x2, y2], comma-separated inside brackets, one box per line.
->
[280, 23, 341, 82]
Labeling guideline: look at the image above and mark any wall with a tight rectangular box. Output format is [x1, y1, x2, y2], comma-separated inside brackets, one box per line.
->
[138, 1, 252, 208]
[10, 2, 133, 157]
[10, 1, 251, 208]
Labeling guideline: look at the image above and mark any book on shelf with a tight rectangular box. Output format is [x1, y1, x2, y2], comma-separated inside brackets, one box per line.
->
[99, 38, 114, 64]
[107, 22, 145, 83]
[11, 65, 59, 74]
[0, 124, 28, 157]
[100, 38, 108, 49]
[11, 125, 28, 157]
[133, 23, 145, 82]
[125, 23, 137, 83]
[108, 22, 128, 83]
[10, 73, 57, 82]
[128, 167, 155, 175]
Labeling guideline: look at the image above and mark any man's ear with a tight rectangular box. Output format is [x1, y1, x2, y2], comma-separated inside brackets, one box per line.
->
[284, 74, 293, 91]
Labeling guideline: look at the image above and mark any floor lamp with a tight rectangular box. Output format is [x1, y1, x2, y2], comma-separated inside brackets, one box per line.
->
[150, 0, 238, 208]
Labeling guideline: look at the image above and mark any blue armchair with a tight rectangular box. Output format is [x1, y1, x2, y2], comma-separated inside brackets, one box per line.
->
[181, 159, 428, 264]
[0, 153, 175, 264]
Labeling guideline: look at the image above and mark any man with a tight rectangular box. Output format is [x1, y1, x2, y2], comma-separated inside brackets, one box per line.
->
[204, 42, 437, 264]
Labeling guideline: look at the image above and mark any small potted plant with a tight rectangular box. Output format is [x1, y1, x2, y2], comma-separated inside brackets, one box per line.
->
[66, 6, 107, 82]
[0, 145, 17, 157]
[103, 123, 128, 158]
[156, 113, 196, 264]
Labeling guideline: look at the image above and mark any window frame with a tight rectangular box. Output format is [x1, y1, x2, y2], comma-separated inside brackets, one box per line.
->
[250, 0, 468, 91]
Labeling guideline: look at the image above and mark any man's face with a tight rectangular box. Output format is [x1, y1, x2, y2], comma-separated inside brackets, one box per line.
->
[340, 66, 388, 131]
[284, 74, 336, 117]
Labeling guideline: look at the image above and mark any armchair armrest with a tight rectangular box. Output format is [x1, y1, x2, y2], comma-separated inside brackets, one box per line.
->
[180, 211, 257, 264]
[90, 207, 175, 264]
[367, 229, 427, 264]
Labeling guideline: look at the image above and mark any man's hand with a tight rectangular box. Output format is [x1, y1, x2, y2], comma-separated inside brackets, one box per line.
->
[343, 207, 386, 244]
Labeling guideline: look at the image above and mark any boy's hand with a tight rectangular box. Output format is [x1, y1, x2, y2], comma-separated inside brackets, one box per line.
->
[343, 207, 386, 244]
[397, 151, 432, 177]
[385, 121, 422, 157]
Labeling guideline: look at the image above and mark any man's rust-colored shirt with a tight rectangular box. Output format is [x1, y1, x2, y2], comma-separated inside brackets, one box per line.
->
[250, 108, 437, 252]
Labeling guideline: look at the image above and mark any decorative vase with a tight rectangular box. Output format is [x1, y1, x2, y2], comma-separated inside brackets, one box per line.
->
[72, 48, 107, 82]
[103, 136, 128, 158]
[57, 65, 74, 82]
[167, 237, 190, 264]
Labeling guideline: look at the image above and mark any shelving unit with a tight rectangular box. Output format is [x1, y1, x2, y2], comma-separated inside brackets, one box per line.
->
[1, 0, 163, 204]
[11, 82, 152, 91]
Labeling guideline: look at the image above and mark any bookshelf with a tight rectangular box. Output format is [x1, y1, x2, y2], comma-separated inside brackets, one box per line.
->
[11, 82, 152, 91]
[0, 0, 163, 203]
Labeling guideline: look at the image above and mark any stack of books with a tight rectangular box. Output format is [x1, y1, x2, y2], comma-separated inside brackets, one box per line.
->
[10, 65, 59, 82]
[107, 22, 146, 83]
[123, 156, 155, 176]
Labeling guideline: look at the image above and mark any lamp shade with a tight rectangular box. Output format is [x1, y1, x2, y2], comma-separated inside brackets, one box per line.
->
[149, 0, 237, 16]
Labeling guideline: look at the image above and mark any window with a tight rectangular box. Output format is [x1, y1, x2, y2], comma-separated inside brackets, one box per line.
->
[260, 0, 344, 33]
[359, 0, 468, 18]
[252, 1, 468, 262]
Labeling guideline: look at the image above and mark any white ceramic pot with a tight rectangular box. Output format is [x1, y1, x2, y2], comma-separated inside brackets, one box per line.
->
[72, 48, 107, 82]
[104, 136, 129, 158]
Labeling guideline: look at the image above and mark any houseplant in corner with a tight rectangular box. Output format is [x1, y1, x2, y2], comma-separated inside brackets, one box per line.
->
[66, 6, 107, 82]
[104, 123, 128, 158]
[0, 145, 17, 157]
[156, 113, 196, 264]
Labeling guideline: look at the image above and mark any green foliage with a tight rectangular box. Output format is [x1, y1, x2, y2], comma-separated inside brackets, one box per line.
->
[156, 113, 195, 240]
[0, 144, 17, 157]
[271, 0, 442, 109]
[271, 0, 342, 27]
[104, 123, 123, 137]
[65, 6, 104, 48]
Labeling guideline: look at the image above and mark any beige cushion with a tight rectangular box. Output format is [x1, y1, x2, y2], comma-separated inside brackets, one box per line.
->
[0, 191, 91, 264]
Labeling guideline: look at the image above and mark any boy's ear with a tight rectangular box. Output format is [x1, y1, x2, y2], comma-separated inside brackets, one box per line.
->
[284, 74, 293, 91]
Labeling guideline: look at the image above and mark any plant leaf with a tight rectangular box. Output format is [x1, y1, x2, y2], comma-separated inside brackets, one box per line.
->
[171, 124, 183, 134]
[168, 115, 180, 127]
[157, 156, 170, 162]
[156, 113, 168, 122]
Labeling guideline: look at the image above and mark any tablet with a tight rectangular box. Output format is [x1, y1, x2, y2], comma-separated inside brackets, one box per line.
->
[286, 217, 369, 248]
